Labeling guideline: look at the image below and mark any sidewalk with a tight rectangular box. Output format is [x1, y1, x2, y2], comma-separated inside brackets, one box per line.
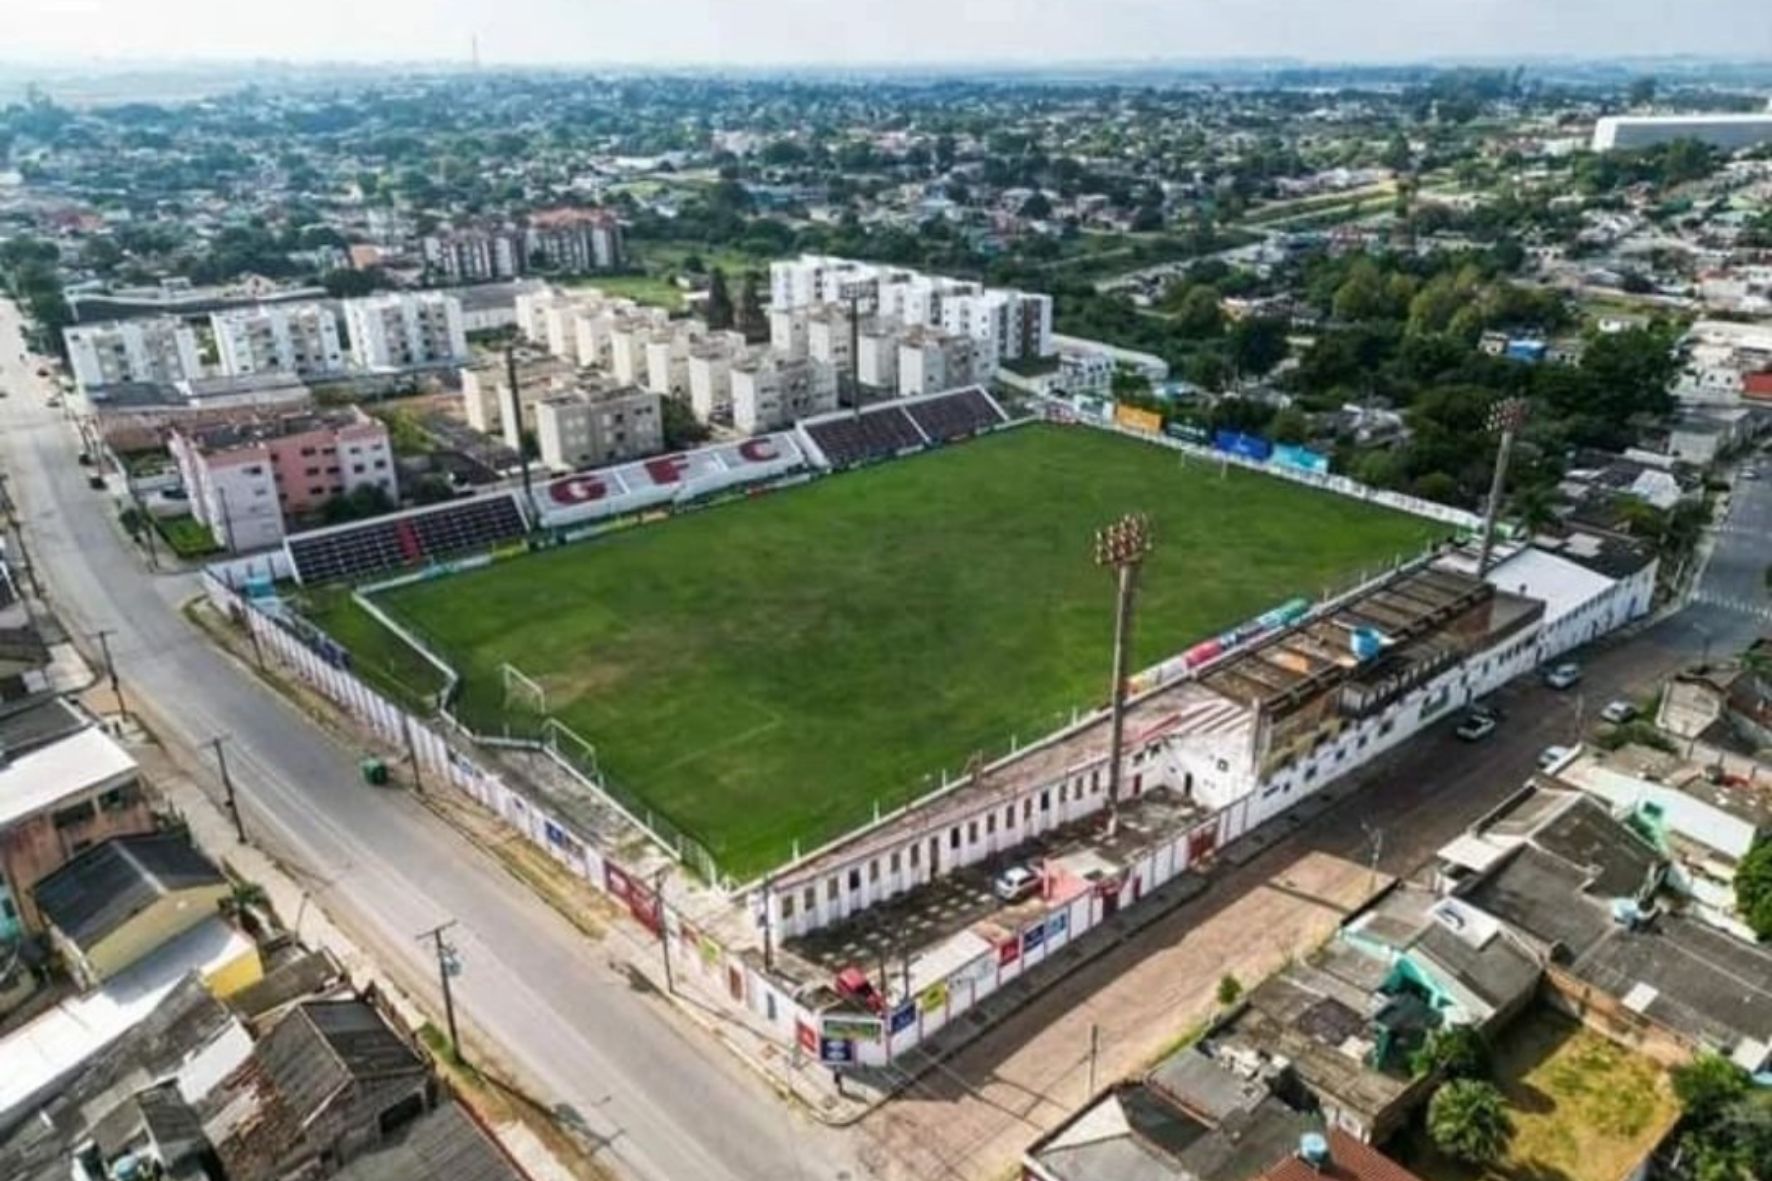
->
[75, 678, 599, 1181]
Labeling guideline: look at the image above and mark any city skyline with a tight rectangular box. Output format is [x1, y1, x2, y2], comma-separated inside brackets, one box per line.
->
[4, 0, 1772, 69]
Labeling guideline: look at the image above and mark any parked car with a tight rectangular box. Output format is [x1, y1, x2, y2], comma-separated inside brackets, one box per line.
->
[1543, 662, 1581, 690]
[1600, 700, 1637, 724]
[992, 864, 1042, 903]
[834, 966, 885, 1013]
[1538, 745, 1574, 771]
[1455, 713, 1497, 742]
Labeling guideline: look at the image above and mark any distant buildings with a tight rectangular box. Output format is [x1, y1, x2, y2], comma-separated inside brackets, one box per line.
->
[533, 383, 663, 473]
[168, 406, 396, 551]
[64, 316, 202, 394]
[422, 207, 625, 283]
[1593, 113, 1772, 152]
[341, 291, 468, 370]
[210, 301, 344, 380]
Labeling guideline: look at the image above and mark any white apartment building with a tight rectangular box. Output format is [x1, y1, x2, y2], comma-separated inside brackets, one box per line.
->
[768, 307, 808, 359]
[210, 302, 344, 380]
[64, 317, 203, 393]
[1593, 113, 1772, 152]
[898, 325, 991, 396]
[533, 385, 663, 473]
[422, 226, 525, 283]
[459, 351, 578, 450]
[857, 325, 899, 394]
[770, 254, 1053, 364]
[342, 292, 468, 370]
[805, 306, 854, 375]
[730, 355, 838, 433]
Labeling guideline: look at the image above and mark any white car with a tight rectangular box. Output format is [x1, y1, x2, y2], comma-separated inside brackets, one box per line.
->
[1600, 700, 1637, 724]
[992, 865, 1041, 903]
[1538, 745, 1574, 771]
[1543, 662, 1581, 690]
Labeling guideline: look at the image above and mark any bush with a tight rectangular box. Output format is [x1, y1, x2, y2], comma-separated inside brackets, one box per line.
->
[1216, 974, 1243, 1006]
[1410, 1024, 1490, 1081]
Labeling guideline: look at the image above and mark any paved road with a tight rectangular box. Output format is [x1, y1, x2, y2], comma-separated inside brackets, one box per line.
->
[0, 302, 868, 1181]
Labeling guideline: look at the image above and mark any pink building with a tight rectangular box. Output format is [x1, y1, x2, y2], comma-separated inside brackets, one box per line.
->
[169, 406, 397, 552]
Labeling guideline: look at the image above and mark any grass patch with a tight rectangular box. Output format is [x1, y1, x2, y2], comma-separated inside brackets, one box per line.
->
[154, 513, 222, 558]
[291, 584, 450, 711]
[309, 425, 1442, 878]
[1395, 1009, 1679, 1181]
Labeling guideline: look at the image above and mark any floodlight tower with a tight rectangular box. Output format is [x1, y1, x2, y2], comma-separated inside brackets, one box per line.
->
[1094, 513, 1154, 835]
[1476, 397, 1530, 577]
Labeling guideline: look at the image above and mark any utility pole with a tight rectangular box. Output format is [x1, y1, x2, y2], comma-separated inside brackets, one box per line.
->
[210, 737, 246, 843]
[653, 865, 674, 994]
[848, 289, 862, 417]
[1361, 820, 1384, 898]
[93, 628, 128, 722]
[1094, 513, 1154, 836]
[417, 920, 464, 1064]
[1476, 397, 1529, 577]
[506, 345, 535, 518]
[401, 713, 425, 795]
[1088, 1023, 1101, 1095]
[760, 875, 775, 972]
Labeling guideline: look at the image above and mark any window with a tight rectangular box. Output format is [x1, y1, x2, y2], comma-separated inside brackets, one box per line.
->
[909, 843, 920, 868]
[949, 827, 960, 850]
[985, 813, 996, 835]
[868, 860, 879, 883]
[847, 868, 860, 892]
[889, 851, 901, 873]
[967, 820, 979, 843]
[803, 886, 816, 911]
[305, 466, 321, 477]
[98, 785, 136, 812]
[1005, 805, 1016, 829]
[780, 893, 795, 919]
[826, 878, 838, 902]
[1024, 799, 1033, 821]
[1040, 790, 1051, 812]
[53, 800, 95, 829]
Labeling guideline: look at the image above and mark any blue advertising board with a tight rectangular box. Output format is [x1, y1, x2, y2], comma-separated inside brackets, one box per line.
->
[820, 1037, 855, 1064]
[889, 1002, 918, 1035]
[1166, 421, 1209, 444]
[1022, 922, 1046, 954]
[1213, 430, 1273, 462]
[1271, 444, 1329, 475]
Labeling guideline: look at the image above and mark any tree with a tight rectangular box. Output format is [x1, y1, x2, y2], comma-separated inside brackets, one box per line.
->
[1410, 1024, 1490, 1081]
[1171, 285, 1225, 339]
[320, 484, 394, 525]
[1628, 76, 1658, 108]
[1674, 1054, 1751, 1124]
[738, 269, 767, 341]
[1021, 191, 1053, 220]
[1269, 407, 1309, 445]
[1427, 1079, 1512, 1167]
[1216, 974, 1242, 1006]
[323, 268, 386, 298]
[1229, 316, 1288, 377]
[661, 395, 709, 451]
[1737, 840, 1772, 939]
[705, 267, 734, 332]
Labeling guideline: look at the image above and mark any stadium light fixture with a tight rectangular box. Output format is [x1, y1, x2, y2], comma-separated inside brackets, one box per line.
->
[1477, 397, 1530, 577]
[1094, 513, 1154, 835]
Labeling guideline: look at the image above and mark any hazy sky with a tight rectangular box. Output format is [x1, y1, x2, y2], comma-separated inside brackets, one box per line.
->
[4, 0, 1771, 67]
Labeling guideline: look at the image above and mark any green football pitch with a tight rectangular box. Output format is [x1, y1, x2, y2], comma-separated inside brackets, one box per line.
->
[313, 425, 1445, 879]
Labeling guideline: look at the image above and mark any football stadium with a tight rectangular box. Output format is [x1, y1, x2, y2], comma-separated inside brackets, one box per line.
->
[296, 408, 1444, 880]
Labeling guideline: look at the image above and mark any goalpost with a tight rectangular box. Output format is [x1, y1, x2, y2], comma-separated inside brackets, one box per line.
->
[500, 661, 549, 717]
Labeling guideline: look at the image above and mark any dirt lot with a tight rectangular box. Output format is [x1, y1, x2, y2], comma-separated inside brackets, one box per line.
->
[856, 849, 1385, 1181]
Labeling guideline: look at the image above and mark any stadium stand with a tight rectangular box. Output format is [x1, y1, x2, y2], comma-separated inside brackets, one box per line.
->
[904, 386, 1007, 442]
[286, 491, 529, 584]
[802, 404, 926, 468]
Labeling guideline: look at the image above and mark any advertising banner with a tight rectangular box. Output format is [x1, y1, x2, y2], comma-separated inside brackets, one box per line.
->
[797, 1021, 819, 1054]
[1166, 421, 1209, 444]
[998, 938, 1021, 967]
[1022, 922, 1046, 954]
[820, 1038, 855, 1065]
[1045, 911, 1069, 942]
[537, 433, 805, 529]
[1213, 429, 1273, 462]
[1113, 403, 1164, 435]
[823, 1015, 884, 1044]
[889, 1002, 918, 1035]
[1272, 443, 1330, 474]
[918, 981, 949, 1014]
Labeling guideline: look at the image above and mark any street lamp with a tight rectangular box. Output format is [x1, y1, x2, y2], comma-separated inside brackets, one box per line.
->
[1094, 512, 1154, 835]
[1477, 397, 1530, 577]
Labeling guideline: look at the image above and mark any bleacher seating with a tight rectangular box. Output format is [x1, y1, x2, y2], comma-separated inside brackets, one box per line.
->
[286, 492, 528, 584]
[804, 405, 926, 468]
[904, 387, 1006, 443]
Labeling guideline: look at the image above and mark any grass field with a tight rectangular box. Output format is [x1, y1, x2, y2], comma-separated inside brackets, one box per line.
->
[314, 426, 1443, 878]
[1397, 1009, 1679, 1181]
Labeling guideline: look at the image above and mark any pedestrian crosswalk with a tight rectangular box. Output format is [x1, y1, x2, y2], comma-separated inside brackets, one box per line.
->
[1689, 588, 1772, 623]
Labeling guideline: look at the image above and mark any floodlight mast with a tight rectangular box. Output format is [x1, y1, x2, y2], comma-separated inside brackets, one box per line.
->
[1094, 513, 1154, 837]
[1477, 397, 1530, 577]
